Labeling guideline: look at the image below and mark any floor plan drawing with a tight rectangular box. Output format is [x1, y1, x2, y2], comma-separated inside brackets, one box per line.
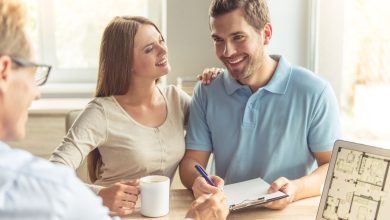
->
[322, 148, 390, 220]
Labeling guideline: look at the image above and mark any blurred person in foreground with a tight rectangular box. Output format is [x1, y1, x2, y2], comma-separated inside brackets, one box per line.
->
[0, 0, 227, 219]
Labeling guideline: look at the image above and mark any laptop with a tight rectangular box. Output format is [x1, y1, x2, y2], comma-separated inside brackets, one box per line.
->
[316, 140, 390, 220]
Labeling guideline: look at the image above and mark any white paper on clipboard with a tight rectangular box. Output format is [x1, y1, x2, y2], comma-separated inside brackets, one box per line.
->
[223, 177, 288, 211]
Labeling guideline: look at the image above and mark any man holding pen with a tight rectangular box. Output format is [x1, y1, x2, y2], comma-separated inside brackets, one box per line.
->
[180, 0, 341, 210]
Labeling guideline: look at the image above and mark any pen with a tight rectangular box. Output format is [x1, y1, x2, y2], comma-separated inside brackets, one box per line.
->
[195, 164, 216, 186]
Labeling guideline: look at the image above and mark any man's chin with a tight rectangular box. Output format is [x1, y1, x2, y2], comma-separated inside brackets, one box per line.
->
[226, 68, 239, 76]
[229, 70, 246, 80]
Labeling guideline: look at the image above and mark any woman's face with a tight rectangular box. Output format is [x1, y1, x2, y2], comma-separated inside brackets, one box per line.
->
[131, 24, 170, 80]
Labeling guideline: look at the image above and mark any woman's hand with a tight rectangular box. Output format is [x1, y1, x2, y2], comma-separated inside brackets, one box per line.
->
[98, 179, 140, 216]
[197, 67, 223, 85]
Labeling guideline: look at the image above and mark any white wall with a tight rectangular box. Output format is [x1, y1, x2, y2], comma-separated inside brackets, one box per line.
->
[166, 0, 219, 84]
[317, 0, 346, 102]
[268, 0, 312, 69]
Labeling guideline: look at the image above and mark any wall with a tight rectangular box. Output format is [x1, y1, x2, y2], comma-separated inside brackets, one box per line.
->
[43, 0, 325, 95]
[268, 0, 312, 69]
[166, 0, 219, 84]
[317, 0, 346, 102]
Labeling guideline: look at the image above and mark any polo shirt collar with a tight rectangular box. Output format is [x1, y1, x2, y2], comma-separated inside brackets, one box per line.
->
[223, 55, 291, 95]
[263, 55, 291, 95]
[223, 71, 246, 95]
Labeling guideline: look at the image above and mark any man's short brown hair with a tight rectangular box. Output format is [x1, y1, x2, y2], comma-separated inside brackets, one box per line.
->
[209, 0, 270, 31]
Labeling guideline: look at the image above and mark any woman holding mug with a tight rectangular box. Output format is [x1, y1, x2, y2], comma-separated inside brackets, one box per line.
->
[50, 16, 219, 216]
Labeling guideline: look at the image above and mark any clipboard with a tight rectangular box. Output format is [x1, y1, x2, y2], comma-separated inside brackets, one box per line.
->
[223, 178, 289, 211]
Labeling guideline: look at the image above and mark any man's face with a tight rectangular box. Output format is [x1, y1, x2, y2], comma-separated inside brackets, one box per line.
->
[0, 56, 40, 141]
[210, 9, 269, 84]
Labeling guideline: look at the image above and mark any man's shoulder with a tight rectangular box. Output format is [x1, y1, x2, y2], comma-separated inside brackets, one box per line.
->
[289, 65, 328, 93]
[193, 72, 226, 96]
[0, 147, 80, 188]
[0, 147, 111, 219]
[0, 148, 89, 204]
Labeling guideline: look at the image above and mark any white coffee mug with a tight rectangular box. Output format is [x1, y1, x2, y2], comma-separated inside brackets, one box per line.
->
[140, 175, 170, 217]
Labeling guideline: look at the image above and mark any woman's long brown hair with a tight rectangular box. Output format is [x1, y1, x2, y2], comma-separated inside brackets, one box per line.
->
[88, 16, 163, 182]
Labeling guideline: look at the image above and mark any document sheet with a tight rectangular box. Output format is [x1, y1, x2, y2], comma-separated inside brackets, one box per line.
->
[224, 177, 288, 210]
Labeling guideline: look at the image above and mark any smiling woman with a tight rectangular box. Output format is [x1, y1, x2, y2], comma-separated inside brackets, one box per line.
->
[49, 16, 192, 216]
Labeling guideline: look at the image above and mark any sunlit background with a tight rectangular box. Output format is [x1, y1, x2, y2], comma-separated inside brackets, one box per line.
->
[23, 0, 153, 83]
[20, 0, 390, 148]
[342, 0, 390, 147]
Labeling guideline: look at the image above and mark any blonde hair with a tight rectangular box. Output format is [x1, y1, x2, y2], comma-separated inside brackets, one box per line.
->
[0, 0, 31, 59]
[88, 16, 163, 182]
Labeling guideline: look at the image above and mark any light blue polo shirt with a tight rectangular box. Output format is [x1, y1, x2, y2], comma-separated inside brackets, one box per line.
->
[185, 55, 341, 184]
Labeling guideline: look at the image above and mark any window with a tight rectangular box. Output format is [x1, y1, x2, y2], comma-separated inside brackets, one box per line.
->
[23, 0, 166, 85]
[341, 0, 390, 146]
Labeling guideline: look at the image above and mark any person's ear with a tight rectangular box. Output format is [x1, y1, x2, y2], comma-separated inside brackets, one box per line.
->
[263, 23, 272, 45]
[0, 56, 12, 91]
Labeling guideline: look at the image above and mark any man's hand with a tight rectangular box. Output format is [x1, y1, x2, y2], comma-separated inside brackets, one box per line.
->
[263, 177, 297, 210]
[185, 190, 229, 220]
[192, 175, 224, 198]
[98, 179, 140, 216]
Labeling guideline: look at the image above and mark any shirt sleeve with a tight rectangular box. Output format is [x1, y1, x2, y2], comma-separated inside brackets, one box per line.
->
[49, 100, 108, 170]
[86, 183, 105, 194]
[64, 173, 114, 220]
[308, 83, 342, 152]
[185, 82, 213, 152]
[0, 155, 114, 220]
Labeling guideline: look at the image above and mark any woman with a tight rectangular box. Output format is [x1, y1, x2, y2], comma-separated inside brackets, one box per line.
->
[50, 16, 219, 216]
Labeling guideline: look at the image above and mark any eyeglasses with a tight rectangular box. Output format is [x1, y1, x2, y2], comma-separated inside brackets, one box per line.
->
[10, 56, 51, 86]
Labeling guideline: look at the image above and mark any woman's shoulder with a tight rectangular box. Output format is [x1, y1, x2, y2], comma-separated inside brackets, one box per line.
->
[159, 84, 191, 102]
[89, 96, 115, 105]
[86, 96, 118, 110]
[75, 96, 116, 119]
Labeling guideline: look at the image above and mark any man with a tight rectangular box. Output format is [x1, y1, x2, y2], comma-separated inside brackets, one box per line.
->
[0, 0, 228, 219]
[0, 0, 117, 218]
[180, 0, 341, 209]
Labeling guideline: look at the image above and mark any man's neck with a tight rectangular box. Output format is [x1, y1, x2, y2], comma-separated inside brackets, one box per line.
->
[239, 56, 278, 93]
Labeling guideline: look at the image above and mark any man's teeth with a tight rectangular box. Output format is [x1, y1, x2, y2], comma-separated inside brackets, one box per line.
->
[227, 57, 244, 64]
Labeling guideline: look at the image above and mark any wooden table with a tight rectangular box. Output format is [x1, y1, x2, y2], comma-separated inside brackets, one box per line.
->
[122, 189, 320, 220]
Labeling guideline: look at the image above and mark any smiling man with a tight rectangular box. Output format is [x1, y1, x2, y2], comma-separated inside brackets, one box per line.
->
[180, 0, 341, 209]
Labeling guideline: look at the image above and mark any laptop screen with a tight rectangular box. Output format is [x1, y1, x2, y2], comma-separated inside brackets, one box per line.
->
[316, 140, 390, 220]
